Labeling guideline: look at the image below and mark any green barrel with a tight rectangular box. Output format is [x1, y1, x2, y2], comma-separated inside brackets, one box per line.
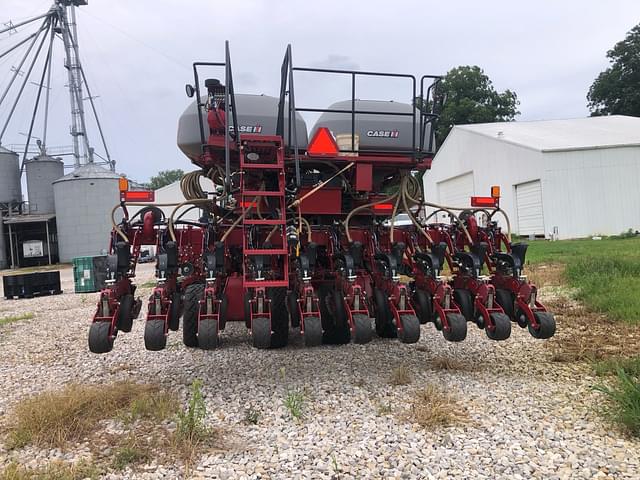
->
[72, 255, 107, 293]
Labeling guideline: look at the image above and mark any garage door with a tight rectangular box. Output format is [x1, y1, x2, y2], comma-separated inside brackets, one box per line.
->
[516, 180, 544, 236]
[436, 172, 474, 221]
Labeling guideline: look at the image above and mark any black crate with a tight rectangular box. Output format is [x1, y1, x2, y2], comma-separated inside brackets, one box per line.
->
[3, 271, 63, 300]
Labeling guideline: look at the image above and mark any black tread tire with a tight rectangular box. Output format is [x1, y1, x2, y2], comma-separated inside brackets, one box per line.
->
[373, 288, 397, 338]
[303, 316, 323, 347]
[252, 317, 271, 349]
[453, 289, 474, 322]
[268, 287, 289, 348]
[144, 319, 167, 351]
[495, 288, 515, 320]
[413, 289, 433, 325]
[117, 294, 134, 333]
[486, 312, 512, 341]
[442, 313, 467, 342]
[183, 283, 204, 348]
[168, 292, 182, 331]
[529, 311, 556, 339]
[198, 319, 219, 350]
[288, 292, 301, 328]
[398, 314, 421, 344]
[88, 322, 113, 353]
[352, 314, 373, 344]
[244, 292, 252, 328]
[318, 287, 351, 345]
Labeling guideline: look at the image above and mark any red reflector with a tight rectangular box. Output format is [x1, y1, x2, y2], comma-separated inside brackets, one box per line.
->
[240, 201, 257, 208]
[470, 196, 498, 207]
[307, 127, 339, 156]
[122, 190, 155, 202]
[373, 203, 394, 210]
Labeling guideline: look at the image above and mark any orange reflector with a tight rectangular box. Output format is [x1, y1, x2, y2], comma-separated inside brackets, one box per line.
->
[122, 190, 155, 202]
[491, 185, 501, 198]
[470, 196, 498, 207]
[307, 127, 339, 156]
[373, 203, 394, 211]
[118, 177, 129, 192]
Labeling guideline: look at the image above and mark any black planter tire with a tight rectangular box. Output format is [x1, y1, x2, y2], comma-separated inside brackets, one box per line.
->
[182, 283, 204, 348]
[413, 289, 433, 325]
[88, 321, 113, 353]
[168, 292, 182, 331]
[398, 314, 420, 344]
[288, 291, 301, 328]
[268, 287, 289, 348]
[495, 288, 515, 320]
[198, 319, 219, 350]
[117, 294, 134, 333]
[453, 289, 474, 322]
[486, 312, 512, 341]
[252, 317, 271, 349]
[352, 314, 373, 344]
[303, 316, 323, 347]
[442, 313, 467, 342]
[144, 319, 167, 351]
[529, 311, 556, 339]
[373, 288, 397, 338]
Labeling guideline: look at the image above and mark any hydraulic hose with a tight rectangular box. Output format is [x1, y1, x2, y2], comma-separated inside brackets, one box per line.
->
[111, 202, 183, 243]
[344, 193, 398, 243]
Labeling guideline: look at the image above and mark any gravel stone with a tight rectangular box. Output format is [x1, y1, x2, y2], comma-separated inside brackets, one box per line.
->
[0, 264, 639, 478]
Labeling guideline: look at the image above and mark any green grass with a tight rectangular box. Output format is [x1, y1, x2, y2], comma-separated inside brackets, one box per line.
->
[594, 368, 640, 437]
[527, 237, 640, 323]
[0, 313, 34, 327]
[283, 390, 305, 420]
[594, 357, 640, 377]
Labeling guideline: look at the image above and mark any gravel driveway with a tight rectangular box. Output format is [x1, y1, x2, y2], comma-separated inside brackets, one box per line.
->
[0, 265, 638, 479]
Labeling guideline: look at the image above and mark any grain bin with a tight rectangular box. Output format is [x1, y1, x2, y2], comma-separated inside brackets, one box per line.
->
[0, 146, 22, 204]
[25, 154, 64, 214]
[53, 163, 120, 263]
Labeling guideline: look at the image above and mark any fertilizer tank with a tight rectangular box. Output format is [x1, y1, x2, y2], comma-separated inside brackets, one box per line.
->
[53, 163, 120, 263]
[177, 93, 308, 161]
[25, 155, 64, 214]
[0, 146, 22, 204]
[311, 99, 432, 152]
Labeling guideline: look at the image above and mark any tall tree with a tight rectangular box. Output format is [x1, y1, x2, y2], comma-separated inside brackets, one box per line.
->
[147, 169, 184, 190]
[429, 66, 519, 148]
[588, 24, 640, 116]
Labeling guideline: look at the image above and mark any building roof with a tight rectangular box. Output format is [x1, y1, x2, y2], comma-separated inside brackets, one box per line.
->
[454, 115, 640, 152]
[53, 162, 121, 183]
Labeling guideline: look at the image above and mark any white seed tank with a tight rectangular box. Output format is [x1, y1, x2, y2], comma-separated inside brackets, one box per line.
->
[53, 163, 120, 262]
[0, 146, 22, 204]
[25, 155, 64, 214]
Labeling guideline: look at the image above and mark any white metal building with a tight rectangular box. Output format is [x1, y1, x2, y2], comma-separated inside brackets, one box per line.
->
[423, 115, 640, 239]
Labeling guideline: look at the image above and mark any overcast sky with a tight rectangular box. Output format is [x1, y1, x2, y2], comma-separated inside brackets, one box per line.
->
[1, 0, 639, 183]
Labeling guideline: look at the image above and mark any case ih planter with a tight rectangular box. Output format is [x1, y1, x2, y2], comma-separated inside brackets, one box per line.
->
[88, 43, 555, 353]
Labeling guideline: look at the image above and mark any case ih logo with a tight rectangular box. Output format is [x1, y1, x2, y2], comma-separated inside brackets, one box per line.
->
[229, 125, 263, 134]
[366, 130, 399, 138]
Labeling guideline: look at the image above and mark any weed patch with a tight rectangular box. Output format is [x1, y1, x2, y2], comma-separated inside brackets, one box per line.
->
[389, 365, 412, 385]
[0, 460, 102, 480]
[594, 369, 640, 437]
[283, 390, 305, 420]
[405, 384, 466, 429]
[0, 313, 34, 327]
[6, 382, 177, 449]
[172, 380, 220, 464]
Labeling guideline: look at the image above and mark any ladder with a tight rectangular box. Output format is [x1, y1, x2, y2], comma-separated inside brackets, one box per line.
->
[240, 134, 289, 289]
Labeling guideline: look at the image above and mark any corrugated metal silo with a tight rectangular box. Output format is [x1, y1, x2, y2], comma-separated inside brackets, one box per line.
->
[53, 163, 121, 262]
[0, 146, 22, 204]
[25, 155, 65, 214]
